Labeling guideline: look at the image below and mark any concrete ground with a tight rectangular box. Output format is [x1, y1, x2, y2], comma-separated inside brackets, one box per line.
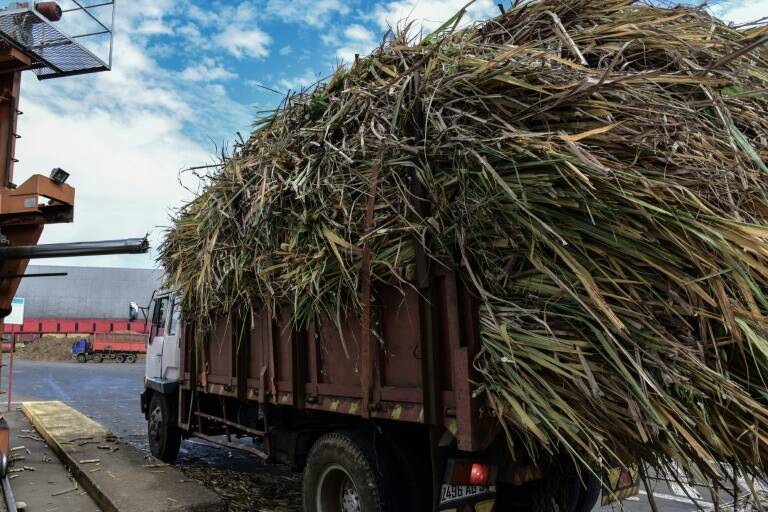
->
[0, 360, 749, 512]
[20, 401, 222, 512]
[4, 408, 100, 512]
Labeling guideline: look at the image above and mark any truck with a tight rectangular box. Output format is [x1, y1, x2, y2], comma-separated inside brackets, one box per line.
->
[72, 332, 145, 363]
[141, 272, 637, 512]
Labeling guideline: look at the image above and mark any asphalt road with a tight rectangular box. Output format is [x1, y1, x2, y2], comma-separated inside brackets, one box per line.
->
[1, 360, 749, 512]
[4, 360, 263, 466]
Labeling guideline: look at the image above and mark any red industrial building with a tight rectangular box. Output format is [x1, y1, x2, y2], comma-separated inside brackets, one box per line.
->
[2, 264, 160, 341]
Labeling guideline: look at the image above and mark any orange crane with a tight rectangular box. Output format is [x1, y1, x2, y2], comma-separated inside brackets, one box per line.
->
[0, 3, 146, 507]
[0, 0, 128, 316]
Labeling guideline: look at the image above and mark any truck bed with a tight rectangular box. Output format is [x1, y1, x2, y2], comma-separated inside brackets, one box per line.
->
[92, 333, 145, 354]
[179, 269, 493, 452]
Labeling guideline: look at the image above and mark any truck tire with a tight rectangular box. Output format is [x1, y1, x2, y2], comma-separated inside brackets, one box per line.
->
[76, 354, 86, 363]
[303, 432, 398, 512]
[496, 478, 580, 512]
[573, 472, 601, 512]
[148, 393, 181, 464]
[116, 354, 125, 363]
[93, 354, 103, 363]
[496, 462, 599, 512]
[126, 354, 137, 363]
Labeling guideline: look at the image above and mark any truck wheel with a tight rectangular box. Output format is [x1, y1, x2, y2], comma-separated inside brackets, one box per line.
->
[496, 478, 579, 512]
[496, 462, 598, 512]
[93, 354, 103, 363]
[76, 354, 86, 363]
[126, 354, 137, 363]
[303, 432, 398, 512]
[573, 472, 601, 512]
[148, 393, 181, 464]
[116, 354, 125, 363]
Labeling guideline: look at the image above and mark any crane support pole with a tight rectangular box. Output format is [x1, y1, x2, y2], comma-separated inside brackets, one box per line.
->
[0, 70, 21, 189]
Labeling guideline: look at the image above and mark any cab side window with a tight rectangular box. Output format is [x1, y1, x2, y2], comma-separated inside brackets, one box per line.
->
[151, 297, 169, 338]
[168, 296, 181, 336]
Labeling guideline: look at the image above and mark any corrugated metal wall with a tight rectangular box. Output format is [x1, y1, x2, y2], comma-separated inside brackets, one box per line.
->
[16, 265, 163, 319]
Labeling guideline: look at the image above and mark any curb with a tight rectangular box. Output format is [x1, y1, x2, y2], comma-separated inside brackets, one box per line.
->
[21, 401, 223, 512]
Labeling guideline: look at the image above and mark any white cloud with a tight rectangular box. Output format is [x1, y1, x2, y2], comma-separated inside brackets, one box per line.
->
[332, 23, 380, 62]
[279, 45, 293, 56]
[345, 24, 375, 43]
[182, 2, 273, 59]
[136, 19, 174, 35]
[265, 0, 351, 28]
[277, 70, 325, 91]
[177, 23, 203, 42]
[180, 58, 237, 82]
[186, 4, 220, 27]
[117, 0, 175, 23]
[321, 32, 339, 46]
[712, 0, 768, 24]
[371, 0, 498, 33]
[214, 25, 272, 59]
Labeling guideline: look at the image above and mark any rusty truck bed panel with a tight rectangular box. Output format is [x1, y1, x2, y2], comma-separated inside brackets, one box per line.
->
[180, 271, 491, 451]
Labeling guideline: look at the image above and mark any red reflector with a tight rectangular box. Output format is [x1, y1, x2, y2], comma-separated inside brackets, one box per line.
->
[618, 469, 632, 488]
[470, 463, 490, 486]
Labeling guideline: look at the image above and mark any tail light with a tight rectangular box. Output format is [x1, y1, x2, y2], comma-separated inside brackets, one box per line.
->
[446, 461, 496, 486]
[470, 463, 490, 486]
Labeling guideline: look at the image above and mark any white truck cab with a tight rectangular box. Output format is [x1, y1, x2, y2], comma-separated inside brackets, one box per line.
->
[141, 290, 183, 462]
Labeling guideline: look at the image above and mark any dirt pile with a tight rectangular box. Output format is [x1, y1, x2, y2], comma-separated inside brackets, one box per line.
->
[15, 336, 76, 362]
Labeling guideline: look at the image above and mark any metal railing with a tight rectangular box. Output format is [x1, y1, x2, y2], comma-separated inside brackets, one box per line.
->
[0, 0, 116, 80]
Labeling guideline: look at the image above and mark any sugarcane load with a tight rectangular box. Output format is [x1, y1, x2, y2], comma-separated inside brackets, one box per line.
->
[159, 0, 768, 501]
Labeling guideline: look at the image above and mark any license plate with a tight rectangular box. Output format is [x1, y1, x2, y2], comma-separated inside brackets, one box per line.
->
[440, 484, 495, 505]
[602, 464, 640, 505]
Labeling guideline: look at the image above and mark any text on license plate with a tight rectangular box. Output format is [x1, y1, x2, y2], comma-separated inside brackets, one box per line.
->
[440, 484, 495, 505]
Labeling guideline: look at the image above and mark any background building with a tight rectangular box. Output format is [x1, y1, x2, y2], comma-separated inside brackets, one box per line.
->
[4, 265, 163, 337]
[17, 265, 162, 319]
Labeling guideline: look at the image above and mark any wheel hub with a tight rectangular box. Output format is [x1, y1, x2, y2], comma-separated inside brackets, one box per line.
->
[149, 406, 162, 442]
[317, 464, 361, 512]
[340, 482, 360, 512]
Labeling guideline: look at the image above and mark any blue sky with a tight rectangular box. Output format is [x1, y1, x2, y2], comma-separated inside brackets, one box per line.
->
[11, 0, 768, 269]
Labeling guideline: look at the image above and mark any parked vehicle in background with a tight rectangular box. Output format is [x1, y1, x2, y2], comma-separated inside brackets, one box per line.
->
[72, 332, 145, 363]
[141, 278, 634, 512]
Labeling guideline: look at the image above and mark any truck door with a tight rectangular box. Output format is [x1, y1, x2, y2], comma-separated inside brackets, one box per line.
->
[160, 295, 181, 381]
[146, 295, 169, 381]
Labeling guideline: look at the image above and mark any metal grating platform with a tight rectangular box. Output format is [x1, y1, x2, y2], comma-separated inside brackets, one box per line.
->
[0, 4, 112, 80]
